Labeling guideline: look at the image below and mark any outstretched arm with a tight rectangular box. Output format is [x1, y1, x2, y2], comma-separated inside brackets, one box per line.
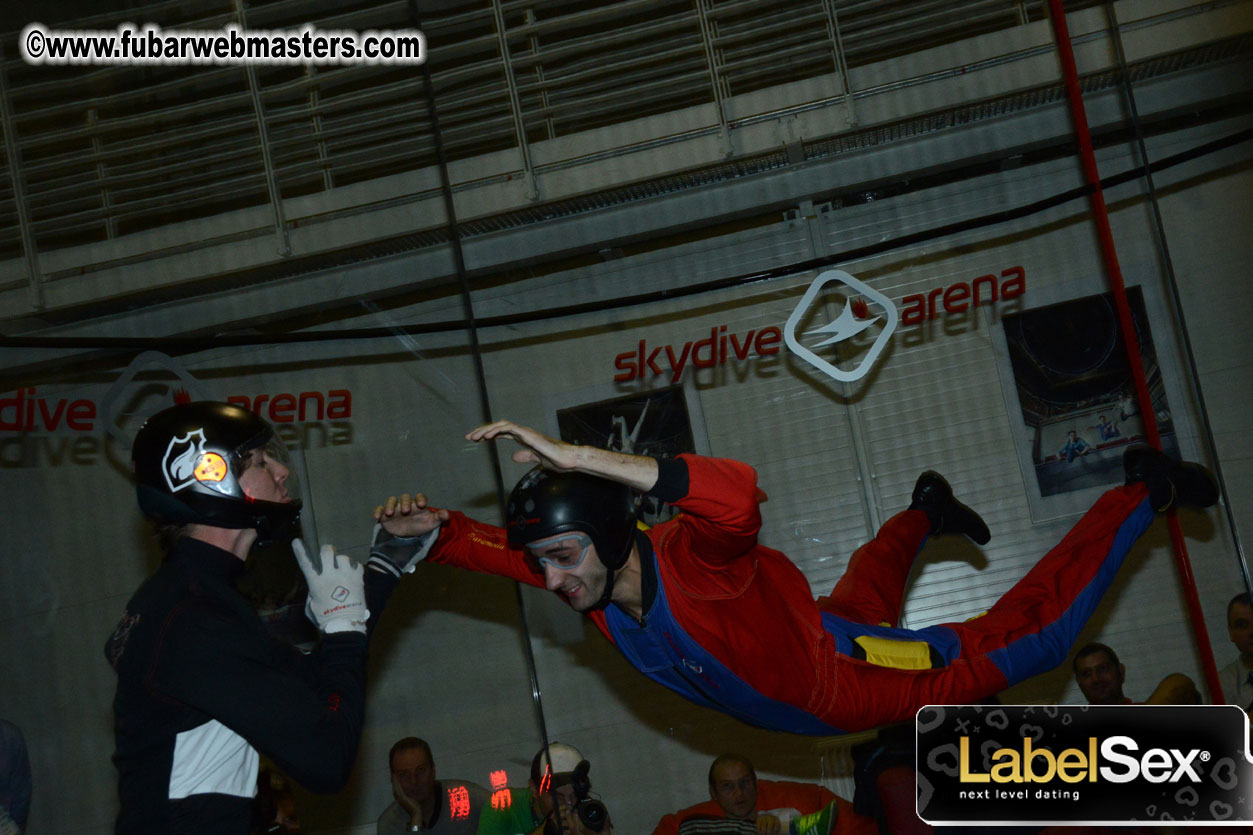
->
[372, 488, 547, 588]
[467, 419, 659, 492]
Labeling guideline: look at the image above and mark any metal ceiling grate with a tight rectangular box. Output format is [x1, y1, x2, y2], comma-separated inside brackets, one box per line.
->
[61, 31, 1246, 299]
[0, 0, 1114, 262]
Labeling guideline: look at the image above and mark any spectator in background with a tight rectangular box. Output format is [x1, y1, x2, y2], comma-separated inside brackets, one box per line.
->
[477, 742, 611, 835]
[377, 737, 488, 834]
[652, 753, 874, 835]
[0, 719, 30, 834]
[1220, 592, 1253, 710]
[1073, 643, 1199, 705]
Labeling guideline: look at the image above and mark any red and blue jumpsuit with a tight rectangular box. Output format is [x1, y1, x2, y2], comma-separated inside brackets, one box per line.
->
[428, 454, 1155, 735]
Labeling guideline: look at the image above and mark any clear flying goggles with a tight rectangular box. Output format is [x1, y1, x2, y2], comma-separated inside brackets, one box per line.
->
[526, 532, 594, 571]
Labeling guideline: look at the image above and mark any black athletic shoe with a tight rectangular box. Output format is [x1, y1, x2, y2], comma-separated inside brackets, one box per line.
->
[1123, 445, 1219, 512]
[909, 471, 991, 545]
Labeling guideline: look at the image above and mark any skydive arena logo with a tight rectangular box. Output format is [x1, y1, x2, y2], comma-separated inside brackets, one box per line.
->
[917, 705, 1253, 825]
[784, 270, 898, 383]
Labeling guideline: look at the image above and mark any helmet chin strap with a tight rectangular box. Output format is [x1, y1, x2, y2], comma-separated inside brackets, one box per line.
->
[586, 564, 617, 612]
[585, 530, 640, 612]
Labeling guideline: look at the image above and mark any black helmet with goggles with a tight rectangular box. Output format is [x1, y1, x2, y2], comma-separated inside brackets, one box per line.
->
[506, 467, 639, 576]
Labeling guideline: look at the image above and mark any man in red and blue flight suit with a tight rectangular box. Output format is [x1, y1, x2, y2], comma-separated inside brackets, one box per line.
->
[374, 420, 1218, 735]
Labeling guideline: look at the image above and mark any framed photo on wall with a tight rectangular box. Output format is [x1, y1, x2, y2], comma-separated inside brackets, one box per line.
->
[990, 277, 1194, 522]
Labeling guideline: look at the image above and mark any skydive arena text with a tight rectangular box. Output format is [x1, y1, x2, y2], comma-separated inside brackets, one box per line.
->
[21, 24, 426, 66]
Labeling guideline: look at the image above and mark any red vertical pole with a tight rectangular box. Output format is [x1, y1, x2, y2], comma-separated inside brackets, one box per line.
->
[1046, 0, 1224, 703]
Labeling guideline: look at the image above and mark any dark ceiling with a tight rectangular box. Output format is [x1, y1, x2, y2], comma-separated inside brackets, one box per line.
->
[4, 1, 133, 34]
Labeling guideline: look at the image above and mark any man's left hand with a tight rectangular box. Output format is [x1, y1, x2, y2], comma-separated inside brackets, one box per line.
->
[391, 773, 422, 826]
[754, 813, 783, 835]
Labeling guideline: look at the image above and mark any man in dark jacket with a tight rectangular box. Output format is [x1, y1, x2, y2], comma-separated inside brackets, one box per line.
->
[105, 401, 434, 834]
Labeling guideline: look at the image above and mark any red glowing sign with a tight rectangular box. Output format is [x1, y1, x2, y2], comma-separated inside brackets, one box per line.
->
[488, 767, 513, 809]
[448, 785, 470, 820]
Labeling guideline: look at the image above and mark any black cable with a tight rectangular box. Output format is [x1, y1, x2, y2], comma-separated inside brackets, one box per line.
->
[408, 0, 558, 813]
[1104, 1, 1249, 604]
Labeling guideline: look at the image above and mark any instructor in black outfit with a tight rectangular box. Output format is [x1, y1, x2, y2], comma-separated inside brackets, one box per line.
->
[105, 401, 434, 834]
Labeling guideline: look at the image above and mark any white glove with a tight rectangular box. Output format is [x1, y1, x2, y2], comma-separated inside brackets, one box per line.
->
[367, 523, 439, 578]
[292, 538, 369, 635]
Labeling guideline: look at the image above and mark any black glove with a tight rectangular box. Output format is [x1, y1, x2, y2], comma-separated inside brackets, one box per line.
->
[367, 524, 438, 578]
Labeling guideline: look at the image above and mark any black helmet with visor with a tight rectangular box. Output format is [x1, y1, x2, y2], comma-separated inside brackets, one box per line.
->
[131, 401, 301, 545]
